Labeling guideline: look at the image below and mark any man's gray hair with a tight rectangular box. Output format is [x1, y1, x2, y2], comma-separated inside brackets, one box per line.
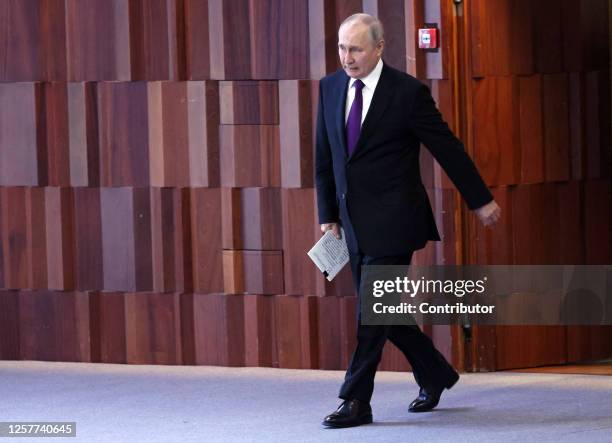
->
[339, 13, 384, 43]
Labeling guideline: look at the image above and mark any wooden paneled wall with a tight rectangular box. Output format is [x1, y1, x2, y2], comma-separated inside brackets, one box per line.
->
[0, 0, 610, 372]
[0, 0, 443, 370]
[466, 0, 612, 370]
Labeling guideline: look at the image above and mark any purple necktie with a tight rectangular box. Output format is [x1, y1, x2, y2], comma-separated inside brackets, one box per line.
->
[346, 79, 364, 156]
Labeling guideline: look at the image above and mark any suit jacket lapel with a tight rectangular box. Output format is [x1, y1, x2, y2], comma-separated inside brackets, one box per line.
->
[348, 62, 393, 162]
[334, 73, 350, 161]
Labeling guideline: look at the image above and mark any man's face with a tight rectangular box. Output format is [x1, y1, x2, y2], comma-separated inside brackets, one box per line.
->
[338, 23, 383, 79]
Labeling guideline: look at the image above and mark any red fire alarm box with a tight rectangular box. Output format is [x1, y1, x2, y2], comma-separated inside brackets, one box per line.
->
[418, 28, 438, 49]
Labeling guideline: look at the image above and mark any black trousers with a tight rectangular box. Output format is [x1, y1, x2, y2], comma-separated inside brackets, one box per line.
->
[339, 252, 457, 403]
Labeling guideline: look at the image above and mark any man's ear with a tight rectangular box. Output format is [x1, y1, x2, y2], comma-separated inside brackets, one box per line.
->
[377, 39, 385, 55]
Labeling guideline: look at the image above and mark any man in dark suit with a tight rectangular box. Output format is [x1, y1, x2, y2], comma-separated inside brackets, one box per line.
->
[316, 14, 501, 428]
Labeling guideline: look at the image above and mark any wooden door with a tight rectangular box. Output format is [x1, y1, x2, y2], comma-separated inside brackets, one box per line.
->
[457, 0, 612, 371]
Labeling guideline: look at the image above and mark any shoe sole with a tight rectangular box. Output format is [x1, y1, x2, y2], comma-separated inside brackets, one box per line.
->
[409, 406, 437, 412]
[408, 400, 439, 413]
[322, 414, 373, 428]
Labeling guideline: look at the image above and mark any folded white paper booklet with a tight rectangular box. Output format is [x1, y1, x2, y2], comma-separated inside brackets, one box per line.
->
[307, 228, 349, 281]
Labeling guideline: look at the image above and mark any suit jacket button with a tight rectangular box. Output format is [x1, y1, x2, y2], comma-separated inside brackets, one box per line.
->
[340, 193, 346, 200]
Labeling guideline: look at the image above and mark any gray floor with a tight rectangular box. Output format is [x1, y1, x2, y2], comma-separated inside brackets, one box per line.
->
[1, 361, 611, 443]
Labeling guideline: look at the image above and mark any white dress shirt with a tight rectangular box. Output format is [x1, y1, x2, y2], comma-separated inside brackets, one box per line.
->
[344, 58, 384, 125]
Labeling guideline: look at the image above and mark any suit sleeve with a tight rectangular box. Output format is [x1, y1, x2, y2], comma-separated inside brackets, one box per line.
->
[409, 84, 493, 210]
[315, 82, 340, 224]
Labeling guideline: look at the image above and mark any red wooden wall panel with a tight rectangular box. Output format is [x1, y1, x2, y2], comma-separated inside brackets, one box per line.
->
[566, 325, 612, 363]
[568, 72, 586, 180]
[148, 82, 191, 187]
[125, 292, 182, 364]
[0, 0, 67, 81]
[240, 188, 283, 250]
[1, 188, 7, 287]
[243, 294, 276, 367]
[73, 188, 103, 291]
[184, 0, 210, 80]
[186, 81, 220, 187]
[1, 188, 29, 289]
[275, 294, 317, 369]
[557, 181, 585, 265]
[0, 290, 20, 359]
[151, 188, 192, 293]
[281, 188, 320, 296]
[217, 186, 288, 296]
[470, 0, 534, 77]
[0, 83, 42, 186]
[44, 83, 71, 186]
[129, 0, 184, 81]
[306, 0, 336, 79]
[190, 188, 223, 293]
[98, 82, 150, 187]
[220, 81, 279, 125]
[533, 0, 564, 74]
[495, 326, 566, 370]
[518, 75, 544, 184]
[65, 0, 131, 81]
[192, 293, 245, 366]
[220, 125, 280, 188]
[25, 188, 47, 289]
[249, 0, 310, 79]
[584, 180, 612, 265]
[222, 250, 244, 294]
[45, 187, 75, 290]
[279, 80, 315, 188]
[542, 74, 571, 182]
[316, 295, 342, 369]
[67, 82, 100, 186]
[208, 0, 251, 80]
[19, 290, 91, 362]
[509, 0, 535, 76]
[0, 0, 46, 81]
[90, 291, 127, 363]
[242, 250, 284, 295]
[472, 76, 520, 186]
[585, 71, 611, 179]
[221, 250, 284, 295]
[100, 188, 153, 292]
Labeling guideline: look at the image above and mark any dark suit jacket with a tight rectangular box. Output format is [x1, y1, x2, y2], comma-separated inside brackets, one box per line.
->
[315, 61, 493, 257]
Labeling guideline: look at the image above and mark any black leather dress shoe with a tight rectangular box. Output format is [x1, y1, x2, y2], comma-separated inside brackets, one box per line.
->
[408, 370, 459, 413]
[322, 399, 373, 428]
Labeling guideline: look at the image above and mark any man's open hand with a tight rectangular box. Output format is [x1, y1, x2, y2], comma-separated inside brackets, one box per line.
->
[475, 200, 501, 227]
[320, 222, 341, 239]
